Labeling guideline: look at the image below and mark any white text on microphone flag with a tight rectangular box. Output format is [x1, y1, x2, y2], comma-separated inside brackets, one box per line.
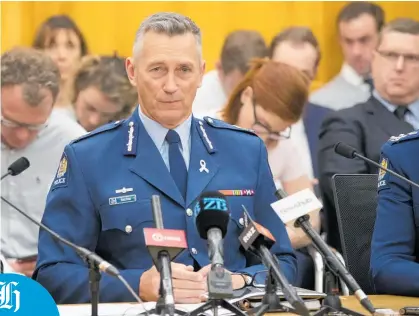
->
[270, 189, 323, 224]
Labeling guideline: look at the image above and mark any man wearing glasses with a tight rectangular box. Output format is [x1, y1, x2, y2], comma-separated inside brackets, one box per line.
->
[318, 18, 419, 252]
[1, 47, 85, 276]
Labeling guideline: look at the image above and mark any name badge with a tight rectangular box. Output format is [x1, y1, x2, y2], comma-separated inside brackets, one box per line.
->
[109, 194, 137, 206]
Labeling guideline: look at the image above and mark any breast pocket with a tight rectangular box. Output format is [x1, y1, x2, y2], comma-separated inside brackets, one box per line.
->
[98, 198, 154, 254]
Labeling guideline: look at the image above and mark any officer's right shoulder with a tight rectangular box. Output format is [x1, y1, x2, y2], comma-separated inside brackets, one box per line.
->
[382, 130, 419, 157]
[70, 120, 125, 145]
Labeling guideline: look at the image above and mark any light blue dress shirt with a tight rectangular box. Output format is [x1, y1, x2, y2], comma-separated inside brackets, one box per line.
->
[373, 90, 419, 130]
[138, 105, 192, 170]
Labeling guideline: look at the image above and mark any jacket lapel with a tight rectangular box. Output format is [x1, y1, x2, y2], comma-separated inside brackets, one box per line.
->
[127, 108, 184, 207]
[185, 118, 219, 207]
[366, 97, 414, 138]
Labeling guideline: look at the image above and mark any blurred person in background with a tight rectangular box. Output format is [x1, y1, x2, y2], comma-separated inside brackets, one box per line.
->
[55, 55, 137, 132]
[269, 26, 333, 183]
[193, 30, 268, 116]
[33, 15, 88, 108]
[318, 18, 419, 252]
[1, 47, 85, 276]
[310, 2, 385, 110]
[218, 59, 319, 289]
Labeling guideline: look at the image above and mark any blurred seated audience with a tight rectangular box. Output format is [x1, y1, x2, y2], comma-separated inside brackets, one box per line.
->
[33, 15, 88, 108]
[193, 30, 268, 116]
[318, 17, 419, 252]
[310, 2, 385, 110]
[54, 55, 137, 132]
[269, 26, 333, 182]
[214, 59, 319, 289]
[1, 47, 86, 276]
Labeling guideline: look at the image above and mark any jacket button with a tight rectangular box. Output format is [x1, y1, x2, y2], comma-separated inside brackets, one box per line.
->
[186, 208, 193, 217]
[239, 218, 244, 226]
[191, 248, 198, 255]
[125, 225, 133, 233]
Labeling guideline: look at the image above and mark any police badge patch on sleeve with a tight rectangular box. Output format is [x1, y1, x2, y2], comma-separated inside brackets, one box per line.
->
[377, 157, 389, 190]
[51, 152, 69, 190]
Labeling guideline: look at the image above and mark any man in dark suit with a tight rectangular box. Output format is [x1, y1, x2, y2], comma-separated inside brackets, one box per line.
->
[318, 18, 419, 251]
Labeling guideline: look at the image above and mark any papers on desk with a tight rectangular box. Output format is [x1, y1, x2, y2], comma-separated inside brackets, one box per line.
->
[58, 302, 233, 316]
[58, 286, 326, 315]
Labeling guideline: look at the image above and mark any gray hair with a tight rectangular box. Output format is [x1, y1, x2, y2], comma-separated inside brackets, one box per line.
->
[132, 12, 202, 60]
[1, 46, 60, 106]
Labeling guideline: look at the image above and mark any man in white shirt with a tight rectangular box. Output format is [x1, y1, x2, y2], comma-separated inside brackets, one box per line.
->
[310, 2, 385, 110]
[192, 30, 268, 116]
[1, 47, 86, 276]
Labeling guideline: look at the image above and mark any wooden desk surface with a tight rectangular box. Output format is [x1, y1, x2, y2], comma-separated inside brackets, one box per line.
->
[340, 295, 418, 314]
[274, 295, 419, 316]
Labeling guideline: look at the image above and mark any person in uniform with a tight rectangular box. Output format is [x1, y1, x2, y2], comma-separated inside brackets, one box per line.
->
[34, 12, 297, 304]
[1, 47, 86, 277]
[370, 131, 419, 297]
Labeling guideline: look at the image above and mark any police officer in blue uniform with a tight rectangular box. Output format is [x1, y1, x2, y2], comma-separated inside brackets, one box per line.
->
[370, 131, 419, 297]
[34, 12, 297, 304]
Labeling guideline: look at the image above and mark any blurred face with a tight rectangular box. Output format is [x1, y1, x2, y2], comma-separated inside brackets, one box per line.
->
[1, 85, 53, 149]
[339, 14, 379, 77]
[372, 31, 419, 105]
[236, 86, 293, 150]
[126, 32, 205, 129]
[44, 29, 82, 81]
[217, 66, 244, 97]
[272, 40, 318, 82]
[74, 86, 123, 132]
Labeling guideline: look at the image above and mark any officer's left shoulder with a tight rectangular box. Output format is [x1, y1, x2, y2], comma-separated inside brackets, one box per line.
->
[202, 116, 257, 137]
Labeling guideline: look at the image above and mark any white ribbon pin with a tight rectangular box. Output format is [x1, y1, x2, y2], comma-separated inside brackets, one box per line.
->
[199, 160, 209, 173]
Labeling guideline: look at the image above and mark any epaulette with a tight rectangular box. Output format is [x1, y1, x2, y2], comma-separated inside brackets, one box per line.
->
[71, 120, 125, 144]
[203, 116, 257, 136]
[388, 131, 419, 145]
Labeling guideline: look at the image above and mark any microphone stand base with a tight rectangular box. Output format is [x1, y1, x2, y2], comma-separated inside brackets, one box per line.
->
[186, 299, 246, 316]
[139, 297, 187, 316]
[312, 295, 364, 316]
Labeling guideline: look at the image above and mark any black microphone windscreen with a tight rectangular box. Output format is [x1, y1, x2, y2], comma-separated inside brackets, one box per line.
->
[8, 157, 30, 176]
[334, 142, 356, 159]
[196, 191, 230, 239]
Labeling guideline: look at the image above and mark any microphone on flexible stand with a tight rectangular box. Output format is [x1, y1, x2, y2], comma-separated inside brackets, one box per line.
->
[272, 188, 375, 315]
[239, 206, 310, 316]
[1, 157, 30, 180]
[334, 142, 419, 190]
[142, 195, 188, 316]
[187, 191, 246, 316]
[1, 157, 150, 316]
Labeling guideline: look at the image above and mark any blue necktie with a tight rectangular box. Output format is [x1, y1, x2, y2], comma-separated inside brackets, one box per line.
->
[166, 130, 187, 200]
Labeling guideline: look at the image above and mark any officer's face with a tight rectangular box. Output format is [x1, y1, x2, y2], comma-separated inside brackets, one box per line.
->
[126, 31, 205, 129]
[74, 86, 123, 132]
[372, 31, 419, 105]
[1, 85, 53, 149]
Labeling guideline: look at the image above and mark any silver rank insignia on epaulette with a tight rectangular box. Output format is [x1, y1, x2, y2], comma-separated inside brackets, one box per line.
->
[124, 121, 137, 156]
[389, 131, 418, 142]
[198, 120, 214, 152]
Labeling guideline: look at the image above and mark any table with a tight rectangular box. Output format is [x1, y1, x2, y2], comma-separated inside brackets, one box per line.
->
[58, 295, 418, 316]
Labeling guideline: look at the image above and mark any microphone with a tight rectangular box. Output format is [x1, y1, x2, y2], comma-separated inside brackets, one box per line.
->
[195, 191, 233, 298]
[238, 206, 310, 316]
[272, 188, 376, 314]
[1, 157, 30, 180]
[334, 142, 419, 190]
[0, 159, 148, 315]
[143, 195, 187, 316]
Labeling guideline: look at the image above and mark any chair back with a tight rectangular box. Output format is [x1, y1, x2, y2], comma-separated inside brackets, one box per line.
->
[332, 174, 378, 294]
